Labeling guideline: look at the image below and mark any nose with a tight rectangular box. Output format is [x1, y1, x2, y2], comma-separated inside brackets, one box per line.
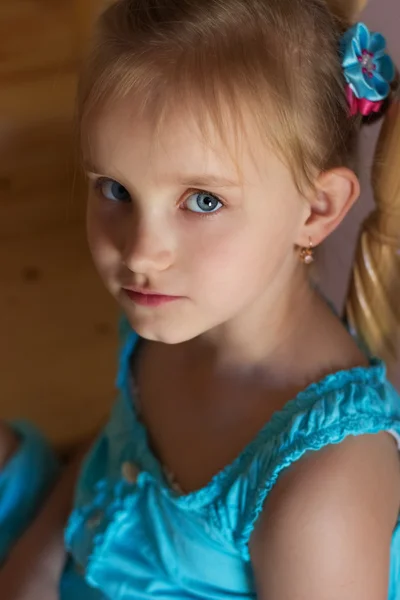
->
[121, 213, 175, 275]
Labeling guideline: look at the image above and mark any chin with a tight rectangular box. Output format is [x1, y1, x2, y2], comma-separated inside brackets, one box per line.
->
[133, 322, 200, 345]
[124, 312, 208, 345]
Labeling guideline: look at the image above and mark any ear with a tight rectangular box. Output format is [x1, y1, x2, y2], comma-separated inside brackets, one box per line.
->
[297, 168, 360, 248]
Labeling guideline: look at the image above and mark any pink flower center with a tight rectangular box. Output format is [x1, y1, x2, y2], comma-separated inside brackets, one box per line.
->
[358, 49, 376, 78]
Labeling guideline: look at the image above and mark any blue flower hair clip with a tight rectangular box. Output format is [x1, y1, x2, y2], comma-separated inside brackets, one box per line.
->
[340, 22, 396, 117]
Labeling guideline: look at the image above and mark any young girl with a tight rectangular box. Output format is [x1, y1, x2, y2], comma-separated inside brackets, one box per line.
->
[1, 0, 400, 598]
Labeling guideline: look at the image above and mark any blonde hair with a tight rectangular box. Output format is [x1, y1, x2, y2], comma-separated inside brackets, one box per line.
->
[77, 0, 361, 190]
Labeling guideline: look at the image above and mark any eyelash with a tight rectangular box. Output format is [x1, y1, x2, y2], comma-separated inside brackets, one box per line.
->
[180, 188, 225, 219]
[93, 178, 130, 203]
[92, 178, 226, 219]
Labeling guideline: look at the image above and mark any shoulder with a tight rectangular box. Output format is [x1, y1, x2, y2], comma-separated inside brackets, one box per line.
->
[250, 432, 400, 600]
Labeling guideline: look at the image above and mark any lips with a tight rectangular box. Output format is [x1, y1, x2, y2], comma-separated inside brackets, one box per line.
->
[123, 288, 182, 307]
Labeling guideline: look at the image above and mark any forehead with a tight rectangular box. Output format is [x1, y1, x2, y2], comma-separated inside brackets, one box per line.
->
[82, 94, 277, 185]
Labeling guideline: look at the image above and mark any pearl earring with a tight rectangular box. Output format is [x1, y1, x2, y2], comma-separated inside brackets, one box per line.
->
[300, 237, 314, 264]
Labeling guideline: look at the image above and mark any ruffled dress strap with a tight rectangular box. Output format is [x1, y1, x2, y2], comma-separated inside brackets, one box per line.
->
[211, 361, 400, 558]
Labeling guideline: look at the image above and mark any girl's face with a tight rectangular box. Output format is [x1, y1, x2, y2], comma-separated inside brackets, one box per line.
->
[85, 97, 309, 344]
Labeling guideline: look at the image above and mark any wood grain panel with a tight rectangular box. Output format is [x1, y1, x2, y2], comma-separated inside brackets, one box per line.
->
[0, 1, 78, 78]
[0, 223, 118, 450]
[0, 1, 116, 449]
[0, 70, 86, 237]
[0, 69, 77, 122]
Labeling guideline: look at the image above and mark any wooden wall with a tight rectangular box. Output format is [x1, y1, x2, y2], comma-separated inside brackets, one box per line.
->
[0, 1, 117, 451]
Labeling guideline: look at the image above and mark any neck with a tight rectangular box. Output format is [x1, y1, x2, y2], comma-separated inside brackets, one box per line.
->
[190, 266, 321, 379]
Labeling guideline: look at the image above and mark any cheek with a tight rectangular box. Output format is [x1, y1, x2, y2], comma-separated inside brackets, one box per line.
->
[86, 207, 106, 269]
[86, 206, 100, 254]
[87, 195, 126, 254]
[184, 218, 286, 298]
[86, 197, 123, 277]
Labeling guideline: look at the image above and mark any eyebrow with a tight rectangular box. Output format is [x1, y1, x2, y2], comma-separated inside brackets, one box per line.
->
[83, 162, 240, 189]
[83, 160, 103, 175]
[175, 174, 240, 188]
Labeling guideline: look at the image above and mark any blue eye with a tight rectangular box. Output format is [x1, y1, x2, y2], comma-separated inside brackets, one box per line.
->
[97, 178, 130, 202]
[185, 191, 222, 214]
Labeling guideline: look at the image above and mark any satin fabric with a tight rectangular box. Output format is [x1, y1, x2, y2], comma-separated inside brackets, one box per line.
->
[1, 317, 400, 599]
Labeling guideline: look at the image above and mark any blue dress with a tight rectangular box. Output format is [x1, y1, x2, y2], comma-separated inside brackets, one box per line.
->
[2, 317, 400, 599]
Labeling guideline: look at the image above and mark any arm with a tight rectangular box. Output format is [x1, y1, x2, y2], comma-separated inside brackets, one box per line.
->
[250, 432, 400, 600]
[0, 439, 91, 599]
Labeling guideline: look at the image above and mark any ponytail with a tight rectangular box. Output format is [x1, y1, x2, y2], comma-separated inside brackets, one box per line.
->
[323, 0, 399, 376]
[346, 93, 400, 376]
